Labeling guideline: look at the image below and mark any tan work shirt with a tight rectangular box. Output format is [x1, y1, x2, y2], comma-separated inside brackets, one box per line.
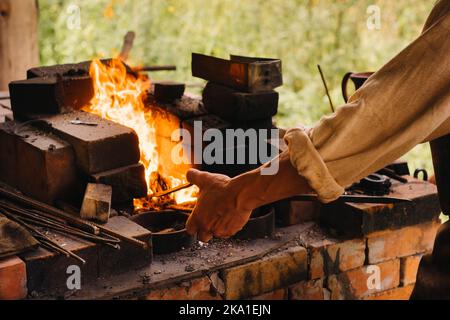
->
[284, 0, 450, 203]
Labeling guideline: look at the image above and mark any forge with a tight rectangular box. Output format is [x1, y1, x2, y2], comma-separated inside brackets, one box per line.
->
[0, 55, 442, 301]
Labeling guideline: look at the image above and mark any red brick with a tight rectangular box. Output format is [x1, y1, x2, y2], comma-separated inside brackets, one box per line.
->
[310, 239, 366, 279]
[274, 200, 320, 226]
[145, 277, 221, 300]
[363, 284, 414, 300]
[0, 122, 82, 204]
[289, 279, 329, 300]
[251, 289, 286, 300]
[328, 260, 400, 300]
[401, 254, 424, 286]
[299, 225, 366, 279]
[0, 256, 27, 300]
[367, 222, 440, 264]
[38, 111, 140, 174]
[222, 246, 307, 300]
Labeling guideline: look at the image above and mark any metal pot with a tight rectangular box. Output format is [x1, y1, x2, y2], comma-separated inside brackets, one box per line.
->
[234, 205, 275, 240]
[130, 210, 195, 254]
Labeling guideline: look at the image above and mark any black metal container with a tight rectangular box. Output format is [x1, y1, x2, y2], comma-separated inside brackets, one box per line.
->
[130, 210, 195, 254]
[234, 205, 275, 240]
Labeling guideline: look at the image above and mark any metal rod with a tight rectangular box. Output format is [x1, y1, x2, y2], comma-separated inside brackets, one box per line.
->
[0, 186, 100, 234]
[0, 208, 86, 264]
[151, 183, 193, 198]
[317, 65, 335, 113]
[134, 65, 177, 72]
[290, 194, 412, 204]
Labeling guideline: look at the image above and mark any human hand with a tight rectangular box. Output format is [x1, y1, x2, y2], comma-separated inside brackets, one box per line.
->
[185, 169, 253, 242]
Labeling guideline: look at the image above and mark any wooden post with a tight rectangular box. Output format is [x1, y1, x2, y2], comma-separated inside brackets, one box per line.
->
[0, 0, 39, 90]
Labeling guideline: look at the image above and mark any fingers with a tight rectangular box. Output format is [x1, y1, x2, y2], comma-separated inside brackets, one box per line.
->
[198, 230, 213, 242]
[186, 169, 211, 188]
[185, 212, 198, 236]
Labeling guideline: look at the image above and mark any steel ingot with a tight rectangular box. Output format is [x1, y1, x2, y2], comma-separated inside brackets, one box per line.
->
[234, 205, 275, 240]
[130, 210, 194, 254]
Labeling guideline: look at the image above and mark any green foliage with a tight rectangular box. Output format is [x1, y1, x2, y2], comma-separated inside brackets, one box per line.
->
[38, 0, 435, 172]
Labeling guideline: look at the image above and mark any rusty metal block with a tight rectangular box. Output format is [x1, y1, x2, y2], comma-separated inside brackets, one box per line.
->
[192, 53, 282, 93]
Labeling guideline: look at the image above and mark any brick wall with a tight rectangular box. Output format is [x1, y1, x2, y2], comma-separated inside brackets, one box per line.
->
[140, 221, 440, 301]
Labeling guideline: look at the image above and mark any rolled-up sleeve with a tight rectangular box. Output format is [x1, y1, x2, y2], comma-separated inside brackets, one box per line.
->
[284, 3, 450, 203]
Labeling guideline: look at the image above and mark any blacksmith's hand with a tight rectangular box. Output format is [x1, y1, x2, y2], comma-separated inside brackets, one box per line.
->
[185, 169, 253, 242]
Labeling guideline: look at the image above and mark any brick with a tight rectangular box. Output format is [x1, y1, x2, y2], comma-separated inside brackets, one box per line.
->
[401, 254, 424, 286]
[0, 256, 27, 300]
[27, 59, 135, 79]
[145, 277, 221, 300]
[367, 222, 440, 264]
[289, 279, 329, 300]
[251, 288, 286, 300]
[0, 124, 18, 186]
[9, 76, 93, 119]
[309, 239, 366, 279]
[297, 225, 366, 279]
[274, 200, 320, 226]
[320, 177, 441, 236]
[363, 284, 414, 300]
[0, 122, 82, 204]
[222, 246, 307, 300]
[36, 111, 140, 174]
[202, 82, 278, 123]
[153, 81, 185, 103]
[328, 260, 400, 300]
[98, 216, 152, 277]
[91, 163, 147, 203]
[19, 231, 98, 294]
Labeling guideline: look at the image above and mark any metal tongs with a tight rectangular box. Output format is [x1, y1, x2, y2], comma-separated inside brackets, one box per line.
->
[291, 194, 411, 204]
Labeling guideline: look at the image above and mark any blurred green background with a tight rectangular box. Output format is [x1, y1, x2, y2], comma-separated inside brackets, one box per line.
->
[38, 0, 435, 174]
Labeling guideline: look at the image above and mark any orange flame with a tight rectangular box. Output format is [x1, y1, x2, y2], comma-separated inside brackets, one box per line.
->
[83, 59, 197, 208]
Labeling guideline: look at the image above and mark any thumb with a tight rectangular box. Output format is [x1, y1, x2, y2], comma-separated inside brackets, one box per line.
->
[186, 168, 214, 188]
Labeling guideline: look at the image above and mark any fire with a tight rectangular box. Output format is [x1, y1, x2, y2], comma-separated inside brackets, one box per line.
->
[83, 59, 197, 208]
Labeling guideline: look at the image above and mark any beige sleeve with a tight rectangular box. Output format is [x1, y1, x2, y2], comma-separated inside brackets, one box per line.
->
[284, 5, 450, 203]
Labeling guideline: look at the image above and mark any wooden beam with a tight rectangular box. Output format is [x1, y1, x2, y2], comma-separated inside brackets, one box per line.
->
[0, 0, 39, 90]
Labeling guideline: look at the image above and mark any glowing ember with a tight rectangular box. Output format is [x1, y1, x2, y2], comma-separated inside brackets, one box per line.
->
[83, 59, 197, 208]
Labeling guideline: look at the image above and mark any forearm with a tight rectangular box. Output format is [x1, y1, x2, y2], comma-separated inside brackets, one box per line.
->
[228, 150, 312, 211]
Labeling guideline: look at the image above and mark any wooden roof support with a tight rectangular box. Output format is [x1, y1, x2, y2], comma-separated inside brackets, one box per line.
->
[0, 0, 39, 90]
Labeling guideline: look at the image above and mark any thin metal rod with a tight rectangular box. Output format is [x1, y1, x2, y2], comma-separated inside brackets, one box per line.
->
[134, 65, 177, 72]
[317, 65, 335, 113]
[290, 194, 412, 204]
[0, 186, 100, 234]
[151, 183, 193, 198]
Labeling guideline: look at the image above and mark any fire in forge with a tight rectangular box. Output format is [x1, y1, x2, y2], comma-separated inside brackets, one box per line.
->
[0, 0, 449, 309]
